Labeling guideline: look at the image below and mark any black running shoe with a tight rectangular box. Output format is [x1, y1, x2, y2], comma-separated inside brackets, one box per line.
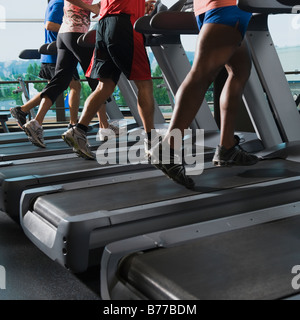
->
[10, 106, 28, 129]
[150, 141, 195, 190]
[213, 142, 259, 167]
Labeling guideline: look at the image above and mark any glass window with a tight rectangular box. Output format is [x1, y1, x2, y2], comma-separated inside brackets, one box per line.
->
[269, 14, 300, 110]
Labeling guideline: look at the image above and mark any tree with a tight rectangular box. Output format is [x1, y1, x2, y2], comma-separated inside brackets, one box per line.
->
[152, 65, 171, 106]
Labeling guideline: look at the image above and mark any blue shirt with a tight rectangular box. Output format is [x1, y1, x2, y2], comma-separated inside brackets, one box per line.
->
[41, 0, 64, 64]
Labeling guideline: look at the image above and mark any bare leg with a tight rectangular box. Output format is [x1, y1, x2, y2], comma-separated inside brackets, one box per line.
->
[79, 79, 115, 127]
[35, 96, 53, 126]
[68, 79, 81, 125]
[21, 93, 42, 113]
[219, 41, 251, 149]
[97, 104, 109, 129]
[134, 79, 155, 133]
[167, 23, 243, 149]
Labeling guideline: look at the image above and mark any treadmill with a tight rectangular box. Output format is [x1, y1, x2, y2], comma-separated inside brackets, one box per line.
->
[0, 32, 164, 222]
[99, 0, 300, 300]
[19, 0, 300, 276]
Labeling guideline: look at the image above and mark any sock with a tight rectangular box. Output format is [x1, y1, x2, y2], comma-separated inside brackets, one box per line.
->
[19, 107, 29, 115]
[76, 123, 88, 133]
[147, 130, 158, 141]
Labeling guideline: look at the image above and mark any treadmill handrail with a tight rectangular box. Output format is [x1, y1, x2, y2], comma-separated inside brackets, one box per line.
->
[237, 0, 296, 13]
[150, 11, 198, 34]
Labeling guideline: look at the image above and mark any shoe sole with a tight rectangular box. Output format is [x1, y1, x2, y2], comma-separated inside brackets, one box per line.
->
[213, 158, 259, 167]
[24, 126, 46, 148]
[62, 134, 95, 160]
[164, 171, 195, 190]
[151, 162, 195, 190]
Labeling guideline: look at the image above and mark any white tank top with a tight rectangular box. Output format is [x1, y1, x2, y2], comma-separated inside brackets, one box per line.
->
[59, 0, 93, 34]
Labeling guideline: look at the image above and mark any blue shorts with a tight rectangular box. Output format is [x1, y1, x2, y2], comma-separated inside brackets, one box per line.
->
[196, 6, 252, 38]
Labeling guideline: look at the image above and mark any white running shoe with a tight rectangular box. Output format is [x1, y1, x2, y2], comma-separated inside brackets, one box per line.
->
[62, 126, 95, 160]
[98, 124, 121, 142]
[23, 119, 45, 148]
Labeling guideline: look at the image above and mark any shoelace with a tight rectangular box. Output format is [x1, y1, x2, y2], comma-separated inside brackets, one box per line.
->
[36, 127, 44, 140]
[108, 125, 119, 135]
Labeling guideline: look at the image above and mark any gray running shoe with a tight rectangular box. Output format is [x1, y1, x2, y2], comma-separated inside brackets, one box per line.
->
[213, 143, 259, 167]
[98, 124, 121, 142]
[23, 119, 45, 148]
[149, 141, 195, 190]
[10, 106, 28, 129]
[62, 127, 95, 160]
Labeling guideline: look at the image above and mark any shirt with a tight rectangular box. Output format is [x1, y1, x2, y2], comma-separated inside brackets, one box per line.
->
[42, 0, 64, 64]
[99, 0, 145, 23]
[59, 0, 93, 33]
[194, 0, 237, 16]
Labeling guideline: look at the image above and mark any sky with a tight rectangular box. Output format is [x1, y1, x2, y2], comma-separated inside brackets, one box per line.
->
[0, 0, 300, 62]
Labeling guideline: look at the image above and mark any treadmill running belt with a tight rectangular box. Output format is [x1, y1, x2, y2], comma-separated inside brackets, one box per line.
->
[33, 159, 300, 228]
[118, 215, 300, 300]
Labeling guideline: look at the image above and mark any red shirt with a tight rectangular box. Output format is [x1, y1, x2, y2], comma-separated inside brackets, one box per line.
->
[100, 0, 145, 23]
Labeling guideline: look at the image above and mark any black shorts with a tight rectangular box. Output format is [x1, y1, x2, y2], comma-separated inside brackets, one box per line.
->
[39, 62, 80, 81]
[87, 14, 151, 84]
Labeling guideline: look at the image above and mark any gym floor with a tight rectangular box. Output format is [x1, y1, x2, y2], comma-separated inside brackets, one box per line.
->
[0, 210, 101, 300]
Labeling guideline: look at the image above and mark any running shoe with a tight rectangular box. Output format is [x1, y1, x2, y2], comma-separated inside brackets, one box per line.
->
[212, 141, 259, 167]
[23, 119, 45, 148]
[149, 140, 195, 190]
[67, 123, 75, 129]
[62, 126, 95, 160]
[98, 124, 121, 142]
[10, 106, 28, 129]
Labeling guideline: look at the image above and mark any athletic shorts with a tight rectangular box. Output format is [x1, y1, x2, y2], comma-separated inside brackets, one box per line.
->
[196, 6, 252, 38]
[87, 13, 151, 84]
[39, 62, 80, 82]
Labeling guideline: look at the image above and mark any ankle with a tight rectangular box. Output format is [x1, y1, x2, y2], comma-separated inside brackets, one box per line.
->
[76, 123, 88, 133]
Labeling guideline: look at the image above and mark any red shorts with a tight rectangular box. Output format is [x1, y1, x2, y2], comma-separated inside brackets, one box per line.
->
[86, 13, 151, 84]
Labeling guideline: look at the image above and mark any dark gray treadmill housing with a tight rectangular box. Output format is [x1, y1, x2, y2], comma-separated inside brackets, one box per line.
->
[0, 118, 137, 161]
[277, 0, 300, 6]
[102, 210, 300, 300]
[0, 135, 100, 161]
[20, 158, 300, 272]
[0, 155, 152, 222]
[0, 127, 95, 145]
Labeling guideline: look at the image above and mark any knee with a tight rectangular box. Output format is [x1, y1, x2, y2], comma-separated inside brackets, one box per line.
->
[227, 66, 251, 88]
[69, 79, 81, 92]
[227, 58, 252, 85]
[135, 79, 153, 92]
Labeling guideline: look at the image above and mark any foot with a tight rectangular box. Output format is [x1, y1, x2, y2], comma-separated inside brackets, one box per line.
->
[97, 124, 122, 142]
[10, 106, 29, 130]
[62, 126, 95, 160]
[23, 119, 45, 148]
[149, 140, 195, 190]
[213, 138, 259, 167]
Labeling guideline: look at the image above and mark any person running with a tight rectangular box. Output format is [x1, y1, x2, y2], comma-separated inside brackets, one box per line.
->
[62, 0, 157, 160]
[11, 0, 118, 148]
[11, 0, 81, 131]
[150, 0, 259, 189]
